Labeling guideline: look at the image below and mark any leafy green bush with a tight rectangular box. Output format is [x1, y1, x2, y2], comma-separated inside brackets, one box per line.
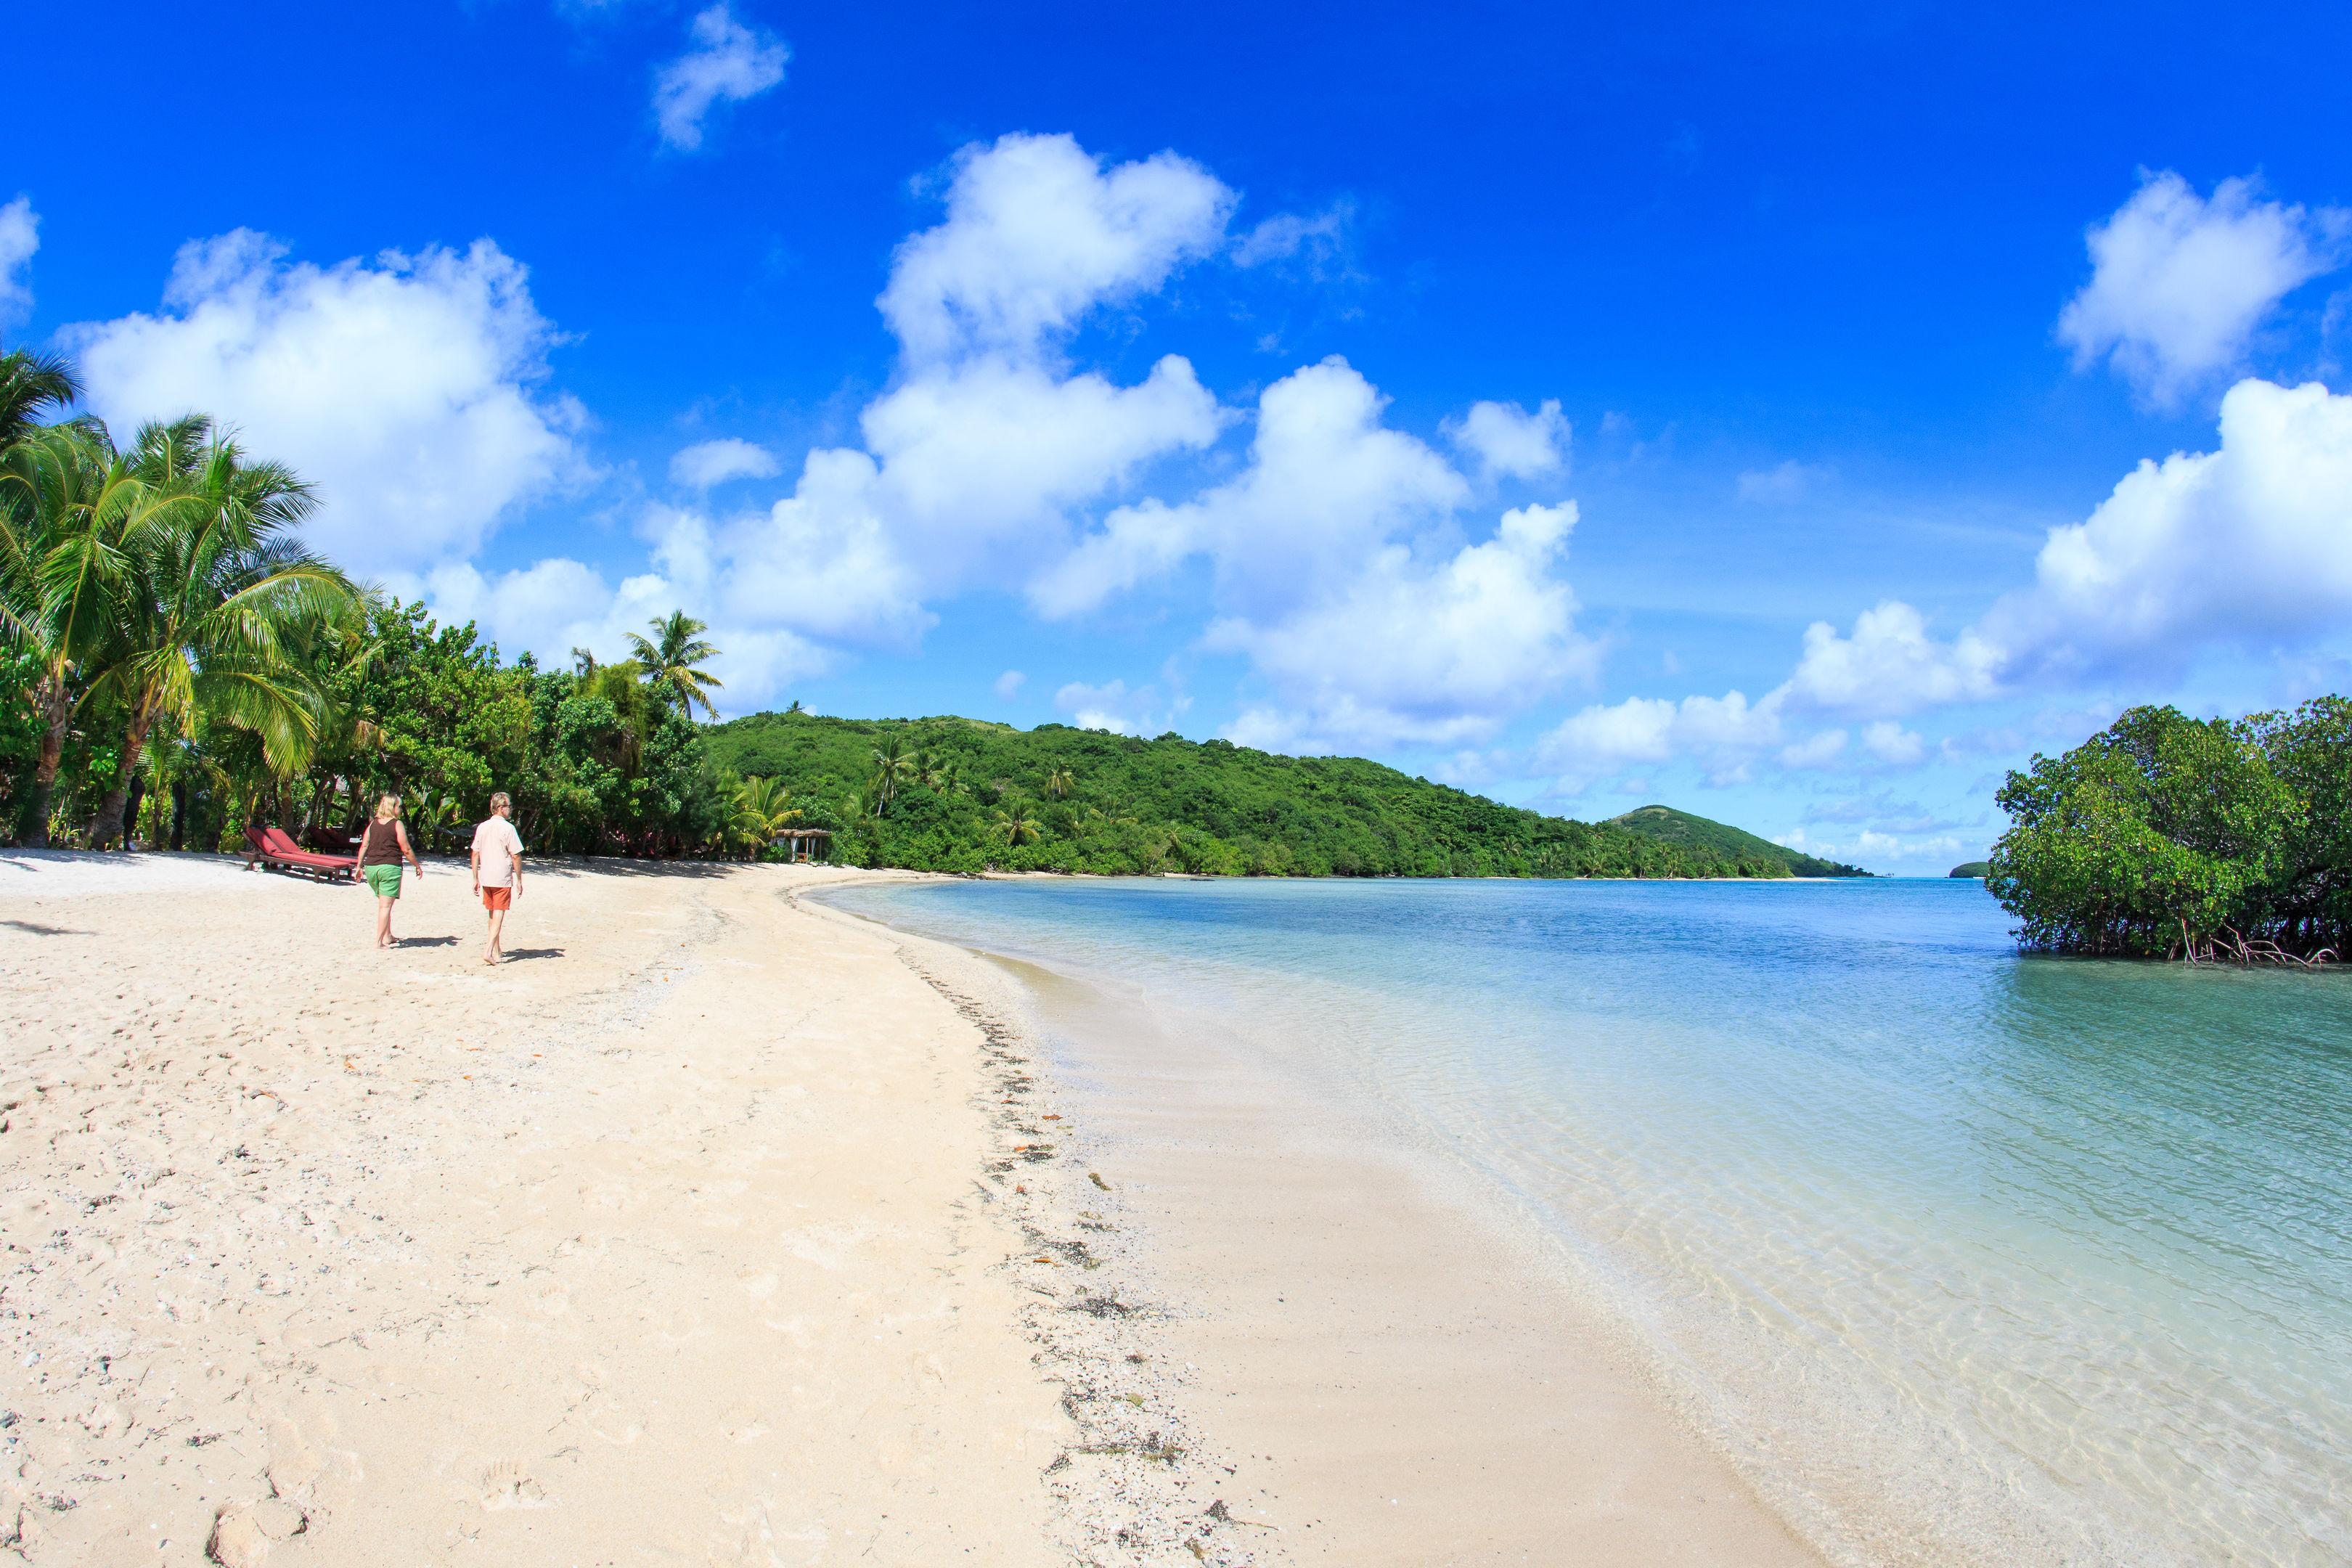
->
[1988, 700, 2349, 958]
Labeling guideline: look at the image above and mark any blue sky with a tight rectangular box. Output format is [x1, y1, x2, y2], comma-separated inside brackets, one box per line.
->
[8, 1, 2352, 870]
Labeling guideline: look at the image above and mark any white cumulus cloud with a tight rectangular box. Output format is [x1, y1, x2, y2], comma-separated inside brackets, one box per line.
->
[670, 436, 780, 489]
[0, 197, 37, 327]
[1783, 377, 2352, 712]
[452, 133, 1237, 706]
[1213, 502, 1594, 750]
[653, 4, 788, 152]
[1593, 375, 2352, 778]
[1445, 399, 1569, 480]
[71, 230, 585, 577]
[1780, 600, 2003, 719]
[1542, 690, 1782, 782]
[1778, 728, 1848, 769]
[878, 132, 1233, 364]
[2058, 171, 2346, 405]
[374, 132, 1611, 743]
[1860, 720, 1925, 765]
[1992, 376, 2352, 675]
[1039, 356, 1468, 618]
[1047, 358, 1592, 751]
[426, 507, 833, 711]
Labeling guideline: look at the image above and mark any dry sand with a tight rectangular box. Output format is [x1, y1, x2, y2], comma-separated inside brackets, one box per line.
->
[1, 852, 1823, 1567]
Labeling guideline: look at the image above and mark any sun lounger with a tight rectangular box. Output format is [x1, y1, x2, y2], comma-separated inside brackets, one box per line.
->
[243, 825, 359, 881]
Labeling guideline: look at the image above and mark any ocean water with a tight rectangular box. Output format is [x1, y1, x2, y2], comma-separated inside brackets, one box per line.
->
[821, 875, 2352, 1567]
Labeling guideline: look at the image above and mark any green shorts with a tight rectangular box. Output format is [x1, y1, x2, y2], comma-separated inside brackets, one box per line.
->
[362, 864, 404, 899]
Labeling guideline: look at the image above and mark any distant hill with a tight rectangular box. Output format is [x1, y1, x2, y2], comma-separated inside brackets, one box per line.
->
[1948, 860, 1991, 879]
[705, 711, 1836, 880]
[1607, 804, 1871, 878]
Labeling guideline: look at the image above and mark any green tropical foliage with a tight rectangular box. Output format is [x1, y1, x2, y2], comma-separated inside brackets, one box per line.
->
[0, 348, 754, 852]
[79, 417, 362, 846]
[724, 772, 800, 858]
[704, 711, 1818, 878]
[1988, 701, 2351, 960]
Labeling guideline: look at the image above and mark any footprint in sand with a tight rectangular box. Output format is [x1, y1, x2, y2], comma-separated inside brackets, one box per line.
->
[477, 1460, 547, 1510]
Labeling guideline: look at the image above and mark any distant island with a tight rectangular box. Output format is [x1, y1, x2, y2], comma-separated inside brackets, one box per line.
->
[709, 712, 1864, 880]
[1949, 861, 1990, 879]
[1607, 804, 1870, 878]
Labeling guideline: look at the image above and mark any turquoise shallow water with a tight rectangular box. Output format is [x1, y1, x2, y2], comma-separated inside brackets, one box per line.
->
[823, 875, 2352, 1566]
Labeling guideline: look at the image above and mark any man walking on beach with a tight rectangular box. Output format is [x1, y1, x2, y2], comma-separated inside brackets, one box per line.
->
[470, 791, 526, 966]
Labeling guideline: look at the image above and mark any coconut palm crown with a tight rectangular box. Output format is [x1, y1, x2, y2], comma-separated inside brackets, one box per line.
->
[78, 417, 361, 846]
[627, 609, 724, 719]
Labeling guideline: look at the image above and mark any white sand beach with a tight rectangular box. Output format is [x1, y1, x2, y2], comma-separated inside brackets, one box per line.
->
[2, 854, 1818, 1566]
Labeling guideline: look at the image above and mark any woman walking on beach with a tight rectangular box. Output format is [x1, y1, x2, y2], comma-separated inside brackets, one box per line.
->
[357, 793, 425, 949]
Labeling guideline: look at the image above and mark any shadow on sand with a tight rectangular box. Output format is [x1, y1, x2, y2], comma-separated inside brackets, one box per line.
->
[524, 857, 738, 882]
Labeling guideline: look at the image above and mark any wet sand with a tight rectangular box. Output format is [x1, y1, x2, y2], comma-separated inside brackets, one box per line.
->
[830, 912, 1829, 1567]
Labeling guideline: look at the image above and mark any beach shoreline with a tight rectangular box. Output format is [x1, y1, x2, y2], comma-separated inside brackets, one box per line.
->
[813, 881, 1829, 1568]
[5, 852, 1819, 1566]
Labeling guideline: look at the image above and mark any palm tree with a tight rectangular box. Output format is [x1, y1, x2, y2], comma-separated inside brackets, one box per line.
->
[0, 422, 176, 845]
[81, 418, 359, 846]
[727, 774, 800, 858]
[0, 346, 81, 449]
[992, 803, 1042, 848]
[1044, 766, 1074, 801]
[626, 609, 723, 719]
[869, 733, 915, 817]
[571, 646, 598, 679]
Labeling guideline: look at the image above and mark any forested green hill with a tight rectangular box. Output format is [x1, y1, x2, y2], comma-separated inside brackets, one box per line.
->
[706, 711, 1826, 878]
[1607, 804, 1870, 878]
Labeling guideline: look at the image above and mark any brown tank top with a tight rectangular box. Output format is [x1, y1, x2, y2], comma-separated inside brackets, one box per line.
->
[362, 819, 404, 865]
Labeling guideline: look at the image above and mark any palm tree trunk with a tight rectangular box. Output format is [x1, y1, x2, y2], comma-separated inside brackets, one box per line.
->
[89, 703, 157, 849]
[122, 775, 147, 848]
[170, 783, 187, 851]
[18, 677, 73, 849]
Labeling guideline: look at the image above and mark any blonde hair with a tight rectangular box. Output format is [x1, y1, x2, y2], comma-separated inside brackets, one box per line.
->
[488, 791, 512, 812]
[374, 793, 401, 822]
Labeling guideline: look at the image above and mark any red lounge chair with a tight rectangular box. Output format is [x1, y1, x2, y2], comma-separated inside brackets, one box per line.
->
[243, 825, 359, 881]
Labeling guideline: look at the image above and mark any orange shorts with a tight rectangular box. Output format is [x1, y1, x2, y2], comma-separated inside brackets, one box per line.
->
[481, 886, 513, 911]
